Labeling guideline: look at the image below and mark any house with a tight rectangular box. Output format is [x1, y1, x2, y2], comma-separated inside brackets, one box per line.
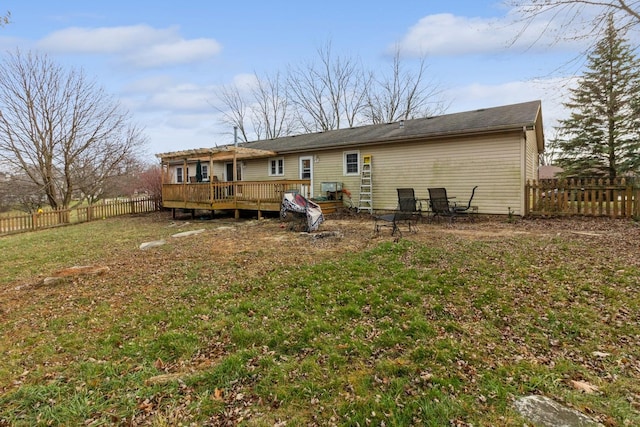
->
[538, 165, 563, 180]
[157, 100, 544, 217]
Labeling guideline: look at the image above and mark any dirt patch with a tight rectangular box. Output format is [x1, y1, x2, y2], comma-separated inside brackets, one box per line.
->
[7, 211, 639, 296]
[154, 210, 640, 264]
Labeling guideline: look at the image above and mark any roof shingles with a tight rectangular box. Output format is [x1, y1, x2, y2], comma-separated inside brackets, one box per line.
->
[243, 100, 542, 153]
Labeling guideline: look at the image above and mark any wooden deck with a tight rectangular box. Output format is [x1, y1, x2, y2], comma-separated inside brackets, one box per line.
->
[161, 179, 341, 217]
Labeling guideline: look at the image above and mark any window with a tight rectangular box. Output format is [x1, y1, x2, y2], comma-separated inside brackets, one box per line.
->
[201, 165, 208, 180]
[344, 151, 360, 175]
[300, 157, 311, 179]
[176, 167, 183, 183]
[269, 157, 285, 176]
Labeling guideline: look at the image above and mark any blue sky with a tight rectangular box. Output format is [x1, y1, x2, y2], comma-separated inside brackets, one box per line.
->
[0, 1, 618, 161]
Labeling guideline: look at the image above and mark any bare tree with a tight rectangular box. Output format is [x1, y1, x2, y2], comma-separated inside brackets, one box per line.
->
[135, 163, 163, 200]
[214, 84, 251, 143]
[213, 42, 445, 140]
[11, 173, 47, 213]
[0, 10, 9, 27]
[287, 41, 369, 132]
[249, 71, 296, 140]
[364, 48, 446, 124]
[0, 50, 146, 209]
[507, 0, 640, 44]
[215, 72, 297, 141]
[0, 167, 47, 213]
[0, 170, 16, 212]
[72, 149, 141, 203]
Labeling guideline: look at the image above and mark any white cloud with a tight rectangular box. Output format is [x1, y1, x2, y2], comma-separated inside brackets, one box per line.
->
[144, 114, 224, 159]
[0, 36, 33, 51]
[143, 83, 213, 112]
[121, 80, 215, 114]
[232, 73, 259, 90]
[115, 76, 238, 157]
[398, 14, 504, 56]
[446, 77, 577, 131]
[164, 112, 216, 130]
[121, 75, 175, 94]
[396, 12, 584, 57]
[37, 24, 222, 68]
[125, 38, 222, 68]
[38, 25, 173, 53]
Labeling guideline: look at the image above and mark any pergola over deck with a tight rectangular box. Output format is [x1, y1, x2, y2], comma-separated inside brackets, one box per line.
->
[157, 146, 310, 218]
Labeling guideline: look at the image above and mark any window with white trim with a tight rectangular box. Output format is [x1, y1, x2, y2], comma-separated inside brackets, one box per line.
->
[269, 157, 285, 176]
[344, 151, 360, 175]
[176, 167, 184, 183]
[201, 165, 208, 180]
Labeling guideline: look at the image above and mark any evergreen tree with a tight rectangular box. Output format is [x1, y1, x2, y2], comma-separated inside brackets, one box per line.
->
[556, 15, 640, 179]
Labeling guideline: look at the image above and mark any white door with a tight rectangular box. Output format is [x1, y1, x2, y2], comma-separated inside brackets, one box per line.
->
[299, 156, 313, 198]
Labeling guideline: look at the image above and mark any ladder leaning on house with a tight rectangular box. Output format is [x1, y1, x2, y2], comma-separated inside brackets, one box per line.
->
[357, 155, 373, 213]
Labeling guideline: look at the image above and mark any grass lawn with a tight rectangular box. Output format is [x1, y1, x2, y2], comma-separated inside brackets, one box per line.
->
[0, 212, 639, 426]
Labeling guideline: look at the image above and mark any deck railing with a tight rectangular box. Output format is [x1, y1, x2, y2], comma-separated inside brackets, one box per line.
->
[161, 180, 311, 207]
[525, 178, 640, 218]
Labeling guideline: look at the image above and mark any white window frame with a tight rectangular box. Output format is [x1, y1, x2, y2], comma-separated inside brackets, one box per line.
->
[268, 157, 285, 176]
[176, 167, 184, 183]
[201, 164, 209, 181]
[343, 151, 360, 176]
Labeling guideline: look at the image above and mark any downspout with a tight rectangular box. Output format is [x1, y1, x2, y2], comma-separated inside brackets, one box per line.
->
[521, 126, 528, 217]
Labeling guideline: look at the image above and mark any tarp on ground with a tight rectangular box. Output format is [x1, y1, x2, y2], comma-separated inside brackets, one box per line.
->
[280, 192, 324, 232]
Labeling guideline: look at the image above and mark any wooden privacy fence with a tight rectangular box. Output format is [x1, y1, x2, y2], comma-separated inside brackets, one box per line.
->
[525, 178, 640, 218]
[0, 197, 161, 236]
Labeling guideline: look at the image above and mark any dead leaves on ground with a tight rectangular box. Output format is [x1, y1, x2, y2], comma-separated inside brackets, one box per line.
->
[570, 380, 600, 394]
[2, 213, 640, 424]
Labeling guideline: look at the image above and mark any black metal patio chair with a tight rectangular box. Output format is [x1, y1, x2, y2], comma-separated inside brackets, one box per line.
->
[427, 187, 456, 222]
[452, 186, 478, 217]
[374, 188, 421, 236]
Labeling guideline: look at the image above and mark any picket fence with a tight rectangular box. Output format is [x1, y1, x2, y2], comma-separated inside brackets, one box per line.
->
[0, 197, 161, 236]
[525, 178, 640, 218]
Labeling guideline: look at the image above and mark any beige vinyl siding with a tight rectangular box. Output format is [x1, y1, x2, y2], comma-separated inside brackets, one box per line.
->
[243, 156, 301, 181]
[525, 128, 539, 182]
[307, 150, 362, 199]
[239, 130, 534, 215]
[165, 163, 191, 183]
[166, 164, 179, 183]
[243, 151, 363, 201]
[353, 133, 524, 215]
[522, 128, 540, 216]
[243, 156, 295, 181]
[211, 163, 225, 181]
[243, 159, 273, 180]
